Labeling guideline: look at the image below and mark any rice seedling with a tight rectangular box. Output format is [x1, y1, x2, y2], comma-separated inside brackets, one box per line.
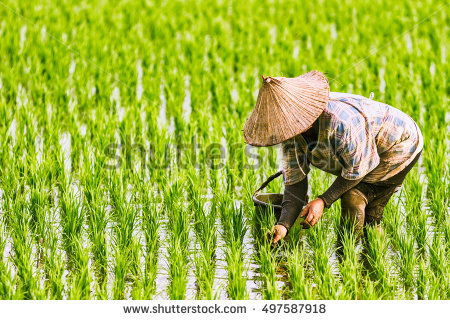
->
[392, 230, 417, 292]
[307, 218, 339, 299]
[416, 258, 428, 300]
[257, 242, 281, 300]
[86, 198, 108, 285]
[362, 225, 393, 297]
[0, 220, 15, 299]
[427, 273, 443, 300]
[285, 241, 314, 300]
[28, 167, 48, 249]
[402, 167, 425, 227]
[423, 141, 449, 224]
[251, 196, 283, 299]
[336, 226, 361, 299]
[192, 198, 218, 299]
[224, 241, 248, 300]
[68, 237, 92, 300]
[220, 198, 248, 299]
[166, 203, 191, 300]
[358, 274, 381, 300]
[109, 178, 138, 299]
[9, 193, 45, 299]
[428, 232, 449, 298]
[129, 237, 144, 300]
[140, 186, 161, 299]
[81, 151, 109, 290]
[413, 209, 429, 257]
[59, 186, 84, 267]
[41, 218, 65, 300]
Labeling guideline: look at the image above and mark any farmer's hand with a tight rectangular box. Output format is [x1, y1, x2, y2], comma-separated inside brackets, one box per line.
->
[270, 224, 287, 245]
[300, 198, 325, 228]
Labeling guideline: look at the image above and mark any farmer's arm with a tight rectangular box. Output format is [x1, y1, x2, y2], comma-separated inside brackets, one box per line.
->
[317, 176, 363, 208]
[298, 176, 362, 228]
[272, 137, 310, 243]
[277, 176, 308, 232]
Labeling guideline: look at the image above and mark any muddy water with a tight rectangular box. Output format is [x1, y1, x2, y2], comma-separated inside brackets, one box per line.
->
[152, 215, 265, 300]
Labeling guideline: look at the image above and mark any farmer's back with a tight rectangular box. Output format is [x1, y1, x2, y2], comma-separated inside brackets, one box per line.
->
[281, 92, 423, 185]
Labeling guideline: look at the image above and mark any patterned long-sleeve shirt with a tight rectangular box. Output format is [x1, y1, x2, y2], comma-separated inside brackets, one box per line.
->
[281, 92, 423, 185]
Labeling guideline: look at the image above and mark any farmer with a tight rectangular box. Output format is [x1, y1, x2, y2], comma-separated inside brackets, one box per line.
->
[243, 71, 423, 246]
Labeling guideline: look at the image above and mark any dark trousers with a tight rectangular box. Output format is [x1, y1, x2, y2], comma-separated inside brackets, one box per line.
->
[339, 150, 422, 237]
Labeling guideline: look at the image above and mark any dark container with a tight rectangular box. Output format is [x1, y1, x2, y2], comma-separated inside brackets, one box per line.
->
[252, 171, 283, 221]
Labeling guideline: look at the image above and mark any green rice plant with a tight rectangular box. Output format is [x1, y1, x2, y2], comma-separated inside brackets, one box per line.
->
[427, 273, 442, 300]
[109, 179, 137, 299]
[81, 148, 105, 207]
[218, 197, 233, 243]
[307, 216, 339, 299]
[220, 201, 248, 299]
[186, 171, 201, 205]
[112, 247, 130, 300]
[242, 173, 259, 210]
[423, 141, 449, 224]
[167, 237, 190, 300]
[193, 199, 218, 299]
[230, 205, 247, 245]
[442, 219, 450, 255]
[247, 191, 277, 247]
[427, 187, 448, 225]
[129, 237, 144, 300]
[0, 221, 15, 299]
[428, 232, 449, 298]
[382, 200, 403, 243]
[1, 165, 21, 230]
[9, 195, 45, 299]
[208, 168, 220, 197]
[68, 237, 92, 300]
[224, 241, 248, 300]
[193, 249, 216, 299]
[309, 168, 331, 198]
[358, 275, 380, 299]
[402, 168, 425, 226]
[337, 226, 360, 299]
[257, 241, 281, 299]
[94, 280, 109, 300]
[166, 204, 191, 300]
[140, 191, 161, 299]
[413, 209, 429, 257]
[27, 167, 48, 248]
[56, 148, 71, 196]
[416, 258, 428, 300]
[362, 225, 392, 296]
[42, 224, 65, 300]
[36, 196, 65, 299]
[392, 230, 417, 291]
[163, 178, 185, 218]
[251, 201, 283, 299]
[424, 140, 448, 198]
[285, 242, 314, 299]
[110, 180, 135, 251]
[60, 188, 84, 267]
[86, 200, 108, 284]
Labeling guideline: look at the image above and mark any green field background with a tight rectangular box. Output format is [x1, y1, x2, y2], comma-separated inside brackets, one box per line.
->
[0, 0, 448, 299]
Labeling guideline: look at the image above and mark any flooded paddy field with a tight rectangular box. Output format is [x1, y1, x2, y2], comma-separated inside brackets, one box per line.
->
[0, 0, 449, 299]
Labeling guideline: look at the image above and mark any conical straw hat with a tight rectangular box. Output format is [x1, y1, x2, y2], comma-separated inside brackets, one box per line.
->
[243, 70, 329, 147]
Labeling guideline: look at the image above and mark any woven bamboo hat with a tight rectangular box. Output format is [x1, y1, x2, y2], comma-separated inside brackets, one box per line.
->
[243, 70, 329, 147]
